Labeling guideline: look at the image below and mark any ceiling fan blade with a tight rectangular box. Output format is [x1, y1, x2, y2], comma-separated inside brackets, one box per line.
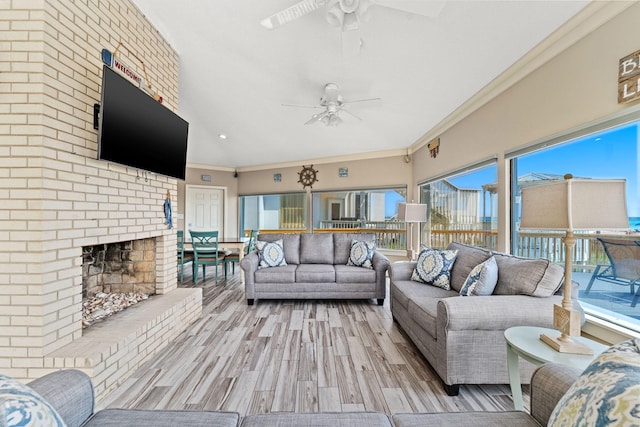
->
[370, 0, 446, 17]
[282, 103, 324, 109]
[344, 97, 381, 104]
[341, 109, 362, 121]
[305, 111, 328, 125]
[261, 0, 328, 29]
[341, 12, 361, 57]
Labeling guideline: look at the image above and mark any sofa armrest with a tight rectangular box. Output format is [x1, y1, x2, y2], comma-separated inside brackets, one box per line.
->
[28, 369, 95, 427]
[372, 251, 390, 274]
[240, 252, 259, 300]
[389, 261, 417, 282]
[530, 363, 581, 425]
[437, 294, 561, 330]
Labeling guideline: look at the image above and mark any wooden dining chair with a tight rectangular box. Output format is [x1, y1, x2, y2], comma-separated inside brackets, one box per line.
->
[176, 230, 193, 284]
[189, 230, 226, 284]
[224, 230, 258, 280]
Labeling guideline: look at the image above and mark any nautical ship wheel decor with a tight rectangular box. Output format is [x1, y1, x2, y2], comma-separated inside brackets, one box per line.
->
[298, 164, 319, 189]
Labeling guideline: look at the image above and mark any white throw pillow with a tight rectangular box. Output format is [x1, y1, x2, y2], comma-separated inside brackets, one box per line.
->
[347, 240, 376, 269]
[459, 256, 498, 296]
[0, 374, 67, 427]
[411, 247, 458, 290]
[256, 239, 287, 269]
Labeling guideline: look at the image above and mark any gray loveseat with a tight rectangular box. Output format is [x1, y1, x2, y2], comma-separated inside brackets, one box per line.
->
[389, 242, 566, 395]
[24, 362, 583, 426]
[240, 232, 390, 306]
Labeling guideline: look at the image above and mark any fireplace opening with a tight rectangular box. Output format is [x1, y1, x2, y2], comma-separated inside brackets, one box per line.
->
[81, 238, 157, 327]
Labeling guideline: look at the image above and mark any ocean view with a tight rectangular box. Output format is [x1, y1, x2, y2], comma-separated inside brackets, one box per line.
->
[630, 217, 640, 230]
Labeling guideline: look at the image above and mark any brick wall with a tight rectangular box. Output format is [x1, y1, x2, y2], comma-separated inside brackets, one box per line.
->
[1, 0, 189, 384]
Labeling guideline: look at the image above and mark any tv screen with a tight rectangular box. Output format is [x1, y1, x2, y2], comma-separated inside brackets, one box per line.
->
[98, 65, 189, 180]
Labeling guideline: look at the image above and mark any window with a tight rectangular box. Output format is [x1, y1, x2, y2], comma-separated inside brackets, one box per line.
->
[511, 119, 640, 332]
[312, 187, 407, 249]
[240, 193, 306, 234]
[419, 162, 498, 250]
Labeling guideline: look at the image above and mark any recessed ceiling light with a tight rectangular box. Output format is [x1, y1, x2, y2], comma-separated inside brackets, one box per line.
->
[218, 134, 227, 140]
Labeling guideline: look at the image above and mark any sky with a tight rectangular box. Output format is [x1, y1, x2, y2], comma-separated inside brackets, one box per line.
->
[447, 122, 639, 217]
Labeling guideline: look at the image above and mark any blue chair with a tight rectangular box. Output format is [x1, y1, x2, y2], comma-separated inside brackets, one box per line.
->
[176, 230, 193, 284]
[189, 230, 226, 284]
[224, 230, 258, 280]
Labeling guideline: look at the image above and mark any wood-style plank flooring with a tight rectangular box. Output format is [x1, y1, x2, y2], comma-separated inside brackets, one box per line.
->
[100, 267, 528, 415]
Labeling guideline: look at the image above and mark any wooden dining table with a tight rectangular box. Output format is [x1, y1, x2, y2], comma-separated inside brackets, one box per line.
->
[183, 237, 249, 283]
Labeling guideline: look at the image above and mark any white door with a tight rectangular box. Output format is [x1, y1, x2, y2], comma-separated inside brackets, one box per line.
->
[185, 186, 224, 240]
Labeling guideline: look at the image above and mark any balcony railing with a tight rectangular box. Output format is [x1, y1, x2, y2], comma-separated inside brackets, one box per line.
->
[256, 226, 639, 270]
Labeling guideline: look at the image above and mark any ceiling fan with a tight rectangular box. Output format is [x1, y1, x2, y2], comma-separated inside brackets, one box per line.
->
[283, 83, 381, 126]
[260, 0, 445, 56]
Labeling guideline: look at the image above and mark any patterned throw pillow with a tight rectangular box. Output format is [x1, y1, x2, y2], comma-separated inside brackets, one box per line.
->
[548, 338, 640, 427]
[347, 240, 376, 269]
[459, 256, 498, 296]
[411, 247, 458, 290]
[256, 239, 287, 269]
[0, 374, 67, 427]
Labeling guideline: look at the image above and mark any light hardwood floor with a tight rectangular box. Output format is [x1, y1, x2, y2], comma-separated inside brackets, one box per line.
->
[100, 267, 529, 415]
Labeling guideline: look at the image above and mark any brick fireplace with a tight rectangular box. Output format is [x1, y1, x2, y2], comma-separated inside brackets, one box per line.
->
[1, 0, 202, 402]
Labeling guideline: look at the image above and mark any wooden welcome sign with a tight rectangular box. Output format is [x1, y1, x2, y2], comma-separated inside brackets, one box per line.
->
[618, 49, 640, 103]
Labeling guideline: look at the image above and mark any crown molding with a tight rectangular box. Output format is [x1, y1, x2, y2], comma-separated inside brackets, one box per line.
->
[189, 148, 408, 173]
[410, 0, 635, 154]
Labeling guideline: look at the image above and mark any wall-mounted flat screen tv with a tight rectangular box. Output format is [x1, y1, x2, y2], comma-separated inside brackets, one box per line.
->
[98, 65, 189, 180]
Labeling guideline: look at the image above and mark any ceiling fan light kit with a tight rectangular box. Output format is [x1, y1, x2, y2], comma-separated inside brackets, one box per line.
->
[283, 83, 380, 126]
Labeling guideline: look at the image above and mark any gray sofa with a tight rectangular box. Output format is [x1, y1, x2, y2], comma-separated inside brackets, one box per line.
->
[389, 242, 566, 396]
[25, 362, 581, 426]
[240, 232, 390, 306]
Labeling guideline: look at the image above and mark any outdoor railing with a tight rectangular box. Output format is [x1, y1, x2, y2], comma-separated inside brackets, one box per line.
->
[256, 227, 639, 269]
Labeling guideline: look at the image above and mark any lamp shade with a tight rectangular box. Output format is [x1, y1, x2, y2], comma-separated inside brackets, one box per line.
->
[520, 178, 629, 231]
[398, 203, 427, 223]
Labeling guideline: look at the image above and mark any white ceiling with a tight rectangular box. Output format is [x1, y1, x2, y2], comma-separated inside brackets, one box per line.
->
[130, 0, 589, 170]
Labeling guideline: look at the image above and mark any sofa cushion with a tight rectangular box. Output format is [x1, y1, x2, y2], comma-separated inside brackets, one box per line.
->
[85, 409, 240, 427]
[296, 264, 336, 282]
[254, 265, 297, 283]
[407, 297, 440, 339]
[335, 264, 377, 283]
[548, 338, 640, 427]
[391, 279, 457, 310]
[492, 252, 563, 297]
[411, 247, 458, 290]
[333, 233, 376, 265]
[300, 233, 334, 264]
[0, 374, 67, 427]
[258, 233, 301, 265]
[459, 256, 498, 296]
[393, 412, 539, 427]
[241, 412, 393, 427]
[446, 242, 492, 292]
[347, 239, 376, 269]
[256, 239, 287, 269]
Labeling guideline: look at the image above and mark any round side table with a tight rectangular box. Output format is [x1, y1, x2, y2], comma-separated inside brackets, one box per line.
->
[504, 326, 608, 411]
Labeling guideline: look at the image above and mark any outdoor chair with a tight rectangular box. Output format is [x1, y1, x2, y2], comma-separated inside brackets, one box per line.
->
[176, 230, 193, 284]
[585, 237, 640, 307]
[224, 229, 258, 280]
[190, 230, 227, 284]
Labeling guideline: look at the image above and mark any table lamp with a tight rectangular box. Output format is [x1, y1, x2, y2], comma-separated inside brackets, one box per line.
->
[520, 175, 629, 354]
[399, 202, 428, 260]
